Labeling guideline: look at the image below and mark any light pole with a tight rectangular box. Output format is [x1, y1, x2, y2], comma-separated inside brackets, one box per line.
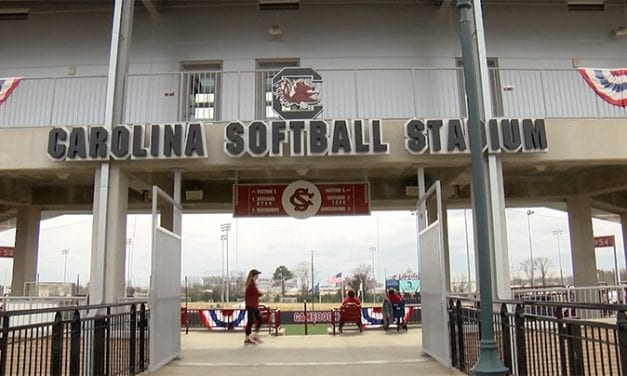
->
[126, 238, 133, 287]
[526, 210, 535, 287]
[220, 234, 227, 302]
[456, 0, 508, 374]
[369, 246, 377, 303]
[61, 249, 69, 283]
[221, 223, 231, 302]
[552, 230, 564, 286]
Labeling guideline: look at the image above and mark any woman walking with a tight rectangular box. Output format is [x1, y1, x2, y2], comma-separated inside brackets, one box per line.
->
[244, 269, 263, 345]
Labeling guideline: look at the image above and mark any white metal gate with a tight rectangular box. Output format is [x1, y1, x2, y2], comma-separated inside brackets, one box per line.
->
[417, 181, 451, 366]
[149, 183, 182, 372]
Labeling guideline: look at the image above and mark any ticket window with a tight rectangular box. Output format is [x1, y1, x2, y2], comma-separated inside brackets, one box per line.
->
[181, 61, 223, 121]
[255, 58, 300, 119]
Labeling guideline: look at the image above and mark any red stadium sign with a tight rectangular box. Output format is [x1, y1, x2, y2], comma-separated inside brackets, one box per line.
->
[0, 247, 14, 258]
[233, 181, 369, 218]
[593, 235, 615, 248]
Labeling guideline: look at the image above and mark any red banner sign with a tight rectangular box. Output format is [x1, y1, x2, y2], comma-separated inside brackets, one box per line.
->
[233, 181, 369, 218]
[593, 235, 615, 248]
[0, 247, 14, 258]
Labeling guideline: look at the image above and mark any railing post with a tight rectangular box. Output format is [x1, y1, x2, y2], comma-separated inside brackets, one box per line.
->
[48, 77, 58, 125]
[555, 306, 568, 375]
[93, 316, 107, 376]
[50, 311, 63, 376]
[500, 304, 512, 371]
[353, 69, 359, 118]
[139, 303, 147, 371]
[106, 306, 111, 375]
[456, 300, 465, 371]
[566, 321, 584, 375]
[449, 300, 458, 369]
[514, 304, 527, 376]
[69, 310, 81, 376]
[616, 311, 627, 376]
[0, 316, 9, 376]
[129, 304, 137, 375]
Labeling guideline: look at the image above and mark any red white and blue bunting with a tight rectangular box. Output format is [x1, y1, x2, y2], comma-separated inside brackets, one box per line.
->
[0, 78, 22, 106]
[199, 309, 247, 331]
[360, 306, 415, 329]
[578, 68, 627, 107]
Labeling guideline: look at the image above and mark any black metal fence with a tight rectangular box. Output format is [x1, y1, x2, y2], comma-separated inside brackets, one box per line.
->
[0, 301, 149, 376]
[449, 297, 627, 375]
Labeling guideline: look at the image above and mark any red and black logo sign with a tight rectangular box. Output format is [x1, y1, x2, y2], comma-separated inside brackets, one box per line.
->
[272, 67, 323, 120]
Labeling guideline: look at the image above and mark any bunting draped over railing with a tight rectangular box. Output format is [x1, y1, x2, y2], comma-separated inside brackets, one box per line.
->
[577, 68, 627, 107]
[0, 78, 22, 105]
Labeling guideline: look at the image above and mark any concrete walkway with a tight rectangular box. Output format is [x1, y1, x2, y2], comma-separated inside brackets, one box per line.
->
[153, 328, 463, 376]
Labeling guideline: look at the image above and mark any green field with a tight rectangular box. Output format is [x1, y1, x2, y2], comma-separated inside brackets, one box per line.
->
[282, 324, 330, 335]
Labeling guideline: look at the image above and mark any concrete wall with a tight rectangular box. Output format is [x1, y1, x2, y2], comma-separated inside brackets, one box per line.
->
[0, 3, 625, 77]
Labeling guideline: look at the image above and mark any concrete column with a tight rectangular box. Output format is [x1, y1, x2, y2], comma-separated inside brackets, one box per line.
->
[620, 213, 627, 282]
[89, 0, 134, 305]
[90, 166, 129, 303]
[567, 196, 597, 287]
[11, 207, 41, 295]
[441, 198, 451, 292]
[487, 156, 511, 299]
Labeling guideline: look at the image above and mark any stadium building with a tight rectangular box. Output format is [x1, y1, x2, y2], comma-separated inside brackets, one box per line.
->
[0, 0, 626, 373]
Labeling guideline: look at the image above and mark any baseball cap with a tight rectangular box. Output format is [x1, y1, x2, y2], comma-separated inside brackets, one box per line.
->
[251, 269, 261, 276]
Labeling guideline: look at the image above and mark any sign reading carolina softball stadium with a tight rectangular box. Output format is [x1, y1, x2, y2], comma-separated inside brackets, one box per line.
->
[47, 118, 547, 160]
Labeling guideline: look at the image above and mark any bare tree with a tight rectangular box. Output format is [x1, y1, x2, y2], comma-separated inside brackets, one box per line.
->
[348, 263, 372, 298]
[519, 258, 536, 286]
[534, 257, 553, 287]
[451, 274, 469, 293]
[293, 261, 310, 296]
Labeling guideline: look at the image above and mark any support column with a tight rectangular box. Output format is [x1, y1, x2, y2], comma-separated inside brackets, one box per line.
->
[620, 213, 627, 282]
[567, 196, 597, 287]
[89, 0, 134, 305]
[11, 207, 41, 296]
[487, 156, 511, 298]
[90, 166, 128, 303]
[474, 0, 511, 299]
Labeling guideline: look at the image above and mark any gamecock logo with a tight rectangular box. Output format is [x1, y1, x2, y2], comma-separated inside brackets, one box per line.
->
[281, 180, 321, 219]
[272, 68, 323, 120]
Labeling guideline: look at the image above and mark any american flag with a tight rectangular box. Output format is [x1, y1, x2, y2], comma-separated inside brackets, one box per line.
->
[0, 78, 22, 106]
[327, 272, 342, 285]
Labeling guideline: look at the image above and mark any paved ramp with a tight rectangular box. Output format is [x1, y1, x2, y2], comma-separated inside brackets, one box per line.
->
[153, 328, 462, 376]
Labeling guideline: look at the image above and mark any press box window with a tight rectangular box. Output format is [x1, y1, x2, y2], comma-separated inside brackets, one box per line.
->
[256, 58, 299, 119]
[455, 58, 503, 117]
[181, 61, 223, 121]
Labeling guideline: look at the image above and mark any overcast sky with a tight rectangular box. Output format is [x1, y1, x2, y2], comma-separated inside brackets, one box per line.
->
[0, 207, 624, 288]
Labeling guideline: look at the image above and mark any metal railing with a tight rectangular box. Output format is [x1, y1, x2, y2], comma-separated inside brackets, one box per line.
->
[0, 301, 149, 375]
[1, 67, 625, 128]
[0, 296, 88, 327]
[512, 285, 627, 318]
[449, 296, 627, 375]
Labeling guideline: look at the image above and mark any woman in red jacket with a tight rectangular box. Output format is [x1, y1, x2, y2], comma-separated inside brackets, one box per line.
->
[244, 269, 263, 345]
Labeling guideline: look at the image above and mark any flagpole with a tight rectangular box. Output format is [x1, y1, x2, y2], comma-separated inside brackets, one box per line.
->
[311, 250, 315, 311]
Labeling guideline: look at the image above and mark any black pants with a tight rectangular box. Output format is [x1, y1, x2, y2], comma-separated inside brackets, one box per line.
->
[246, 306, 262, 336]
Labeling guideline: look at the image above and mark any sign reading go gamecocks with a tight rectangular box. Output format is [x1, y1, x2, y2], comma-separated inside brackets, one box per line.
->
[233, 181, 369, 219]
